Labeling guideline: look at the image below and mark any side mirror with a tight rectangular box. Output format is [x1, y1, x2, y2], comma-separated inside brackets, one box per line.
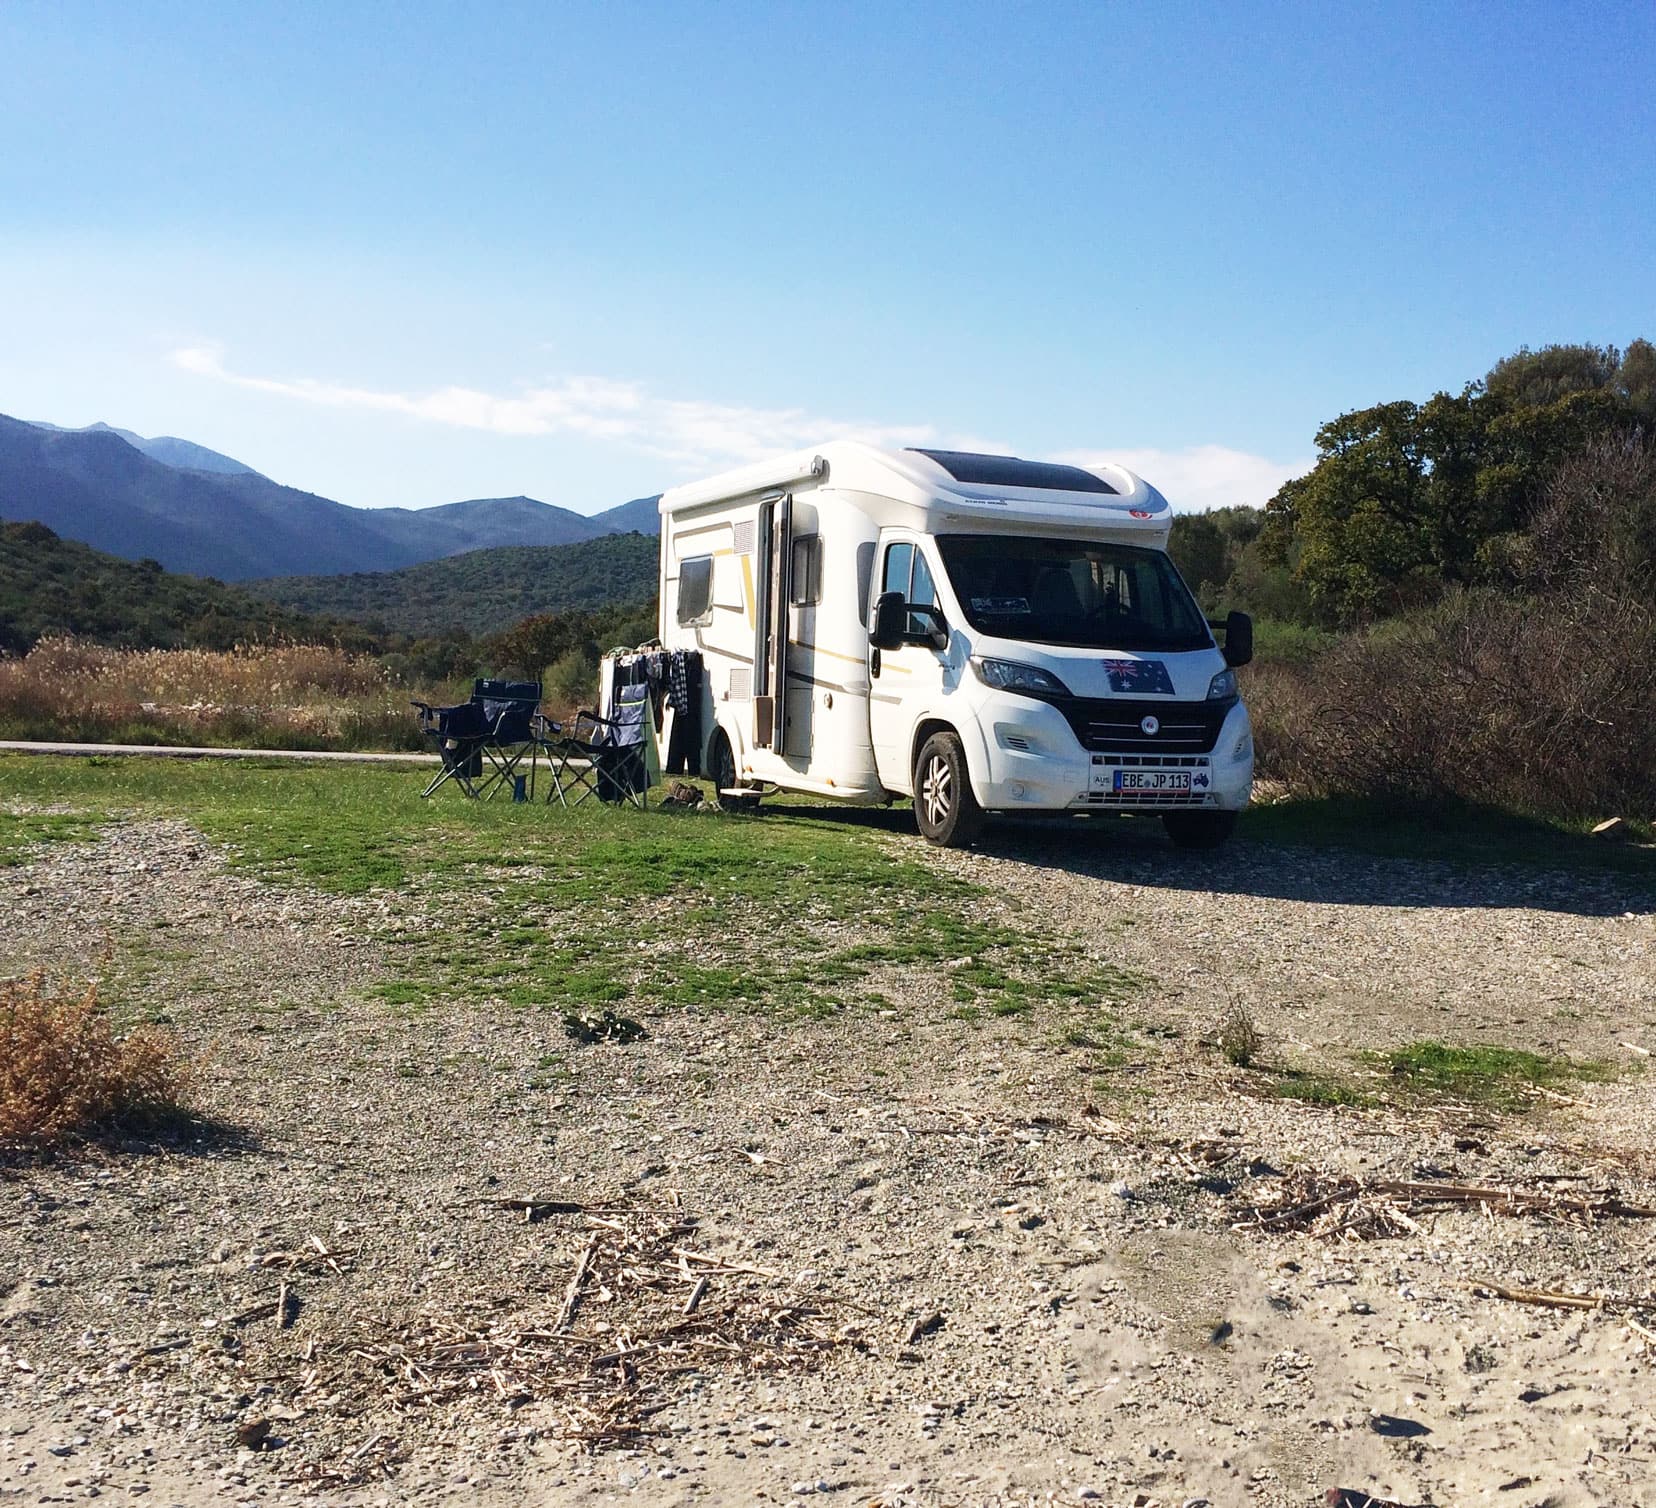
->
[1222, 610, 1254, 668]
[870, 590, 907, 650]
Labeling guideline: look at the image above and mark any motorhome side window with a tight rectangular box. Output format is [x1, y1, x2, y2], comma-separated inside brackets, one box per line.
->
[881, 542, 913, 601]
[880, 542, 937, 635]
[908, 550, 937, 634]
[790, 535, 822, 606]
[676, 555, 714, 626]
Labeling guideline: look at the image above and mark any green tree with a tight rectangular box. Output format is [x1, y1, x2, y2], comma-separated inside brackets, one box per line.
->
[1265, 338, 1652, 622]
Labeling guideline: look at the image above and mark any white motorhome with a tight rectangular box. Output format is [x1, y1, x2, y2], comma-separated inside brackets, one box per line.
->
[655, 443, 1254, 848]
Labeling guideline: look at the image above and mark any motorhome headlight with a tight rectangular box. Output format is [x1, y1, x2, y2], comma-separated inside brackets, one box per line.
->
[970, 657, 1072, 697]
[1206, 668, 1238, 701]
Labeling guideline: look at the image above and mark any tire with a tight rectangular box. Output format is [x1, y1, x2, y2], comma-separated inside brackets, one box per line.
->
[1162, 810, 1238, 850]
[913, 731, 985, 848]
[707, 728, 744, 811]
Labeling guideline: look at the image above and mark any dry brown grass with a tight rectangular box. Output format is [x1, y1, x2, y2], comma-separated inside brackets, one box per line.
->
[0, 970, 194, 1149]
[0, 638, 424, 750]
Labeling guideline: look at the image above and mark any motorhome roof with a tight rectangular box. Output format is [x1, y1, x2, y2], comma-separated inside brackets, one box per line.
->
[658, 441, 1173, 536]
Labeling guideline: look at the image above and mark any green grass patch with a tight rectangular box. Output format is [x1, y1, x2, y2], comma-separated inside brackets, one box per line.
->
[0, 809, 103, 864]
[0, 755, 1148, 1029]
[1381, 1039, 1612, 1109]
[1261, 1039, 1615, 1113]
[1269, 1069, 1376, 1108]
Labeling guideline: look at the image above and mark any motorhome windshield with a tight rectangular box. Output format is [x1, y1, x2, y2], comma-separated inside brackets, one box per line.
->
[936, 535, 1211, 651]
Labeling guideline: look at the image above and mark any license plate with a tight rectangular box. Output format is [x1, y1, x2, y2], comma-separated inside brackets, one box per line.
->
[1110, 770, 1191, 793]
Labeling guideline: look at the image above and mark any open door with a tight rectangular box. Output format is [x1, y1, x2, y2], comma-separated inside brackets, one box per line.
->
[752, 493, 791, 751]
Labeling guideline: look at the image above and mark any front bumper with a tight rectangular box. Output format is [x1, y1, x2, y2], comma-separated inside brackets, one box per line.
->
[968, 694, 1254, 812]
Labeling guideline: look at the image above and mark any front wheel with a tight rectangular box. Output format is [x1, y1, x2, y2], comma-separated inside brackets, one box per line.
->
[1162, 810, 1238, 850]
[913, 732, 985, 848]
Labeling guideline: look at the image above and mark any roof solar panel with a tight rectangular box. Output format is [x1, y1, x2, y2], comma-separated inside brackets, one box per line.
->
[908, 448, 1118, 494]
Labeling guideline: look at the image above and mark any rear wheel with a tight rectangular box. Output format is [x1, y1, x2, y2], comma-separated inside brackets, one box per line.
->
[913, 732, 985, 847]
[1162, 810, 1238, 850]
[707, 728, 748, 811]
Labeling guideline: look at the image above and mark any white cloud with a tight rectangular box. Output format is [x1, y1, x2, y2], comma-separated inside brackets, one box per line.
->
[1055, 444, 1311, 512]
[170, 345, 991, 470]
[171, 345, 1305, 504]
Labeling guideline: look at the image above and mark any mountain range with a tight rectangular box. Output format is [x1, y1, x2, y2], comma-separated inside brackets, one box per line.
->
[0, 413, 661, 580]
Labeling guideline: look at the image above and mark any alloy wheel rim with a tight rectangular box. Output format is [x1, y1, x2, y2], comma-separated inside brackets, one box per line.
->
[922, 755, 952, 828]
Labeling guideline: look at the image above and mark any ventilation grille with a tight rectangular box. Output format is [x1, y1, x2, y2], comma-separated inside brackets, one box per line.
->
[732, 519, 756, 554]
[1092, 754, 1212, 769]
[1080, 790, 1213, 808]
[728, 668, 752, 700]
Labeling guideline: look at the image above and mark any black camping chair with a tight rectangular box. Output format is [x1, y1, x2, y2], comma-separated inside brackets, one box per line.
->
[538, 687, 651, 810]
[413, 678, 542, 800]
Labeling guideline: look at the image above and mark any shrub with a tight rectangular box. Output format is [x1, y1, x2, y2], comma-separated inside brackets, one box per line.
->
[543, 647, 600, 717]
[1216, 1004, 1262, 1068]
[0, 971, 193, 1148]
[1248, 587, 1656, 819]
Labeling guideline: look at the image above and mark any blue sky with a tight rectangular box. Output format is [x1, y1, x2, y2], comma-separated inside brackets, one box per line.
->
[2, 0, 1651, 514]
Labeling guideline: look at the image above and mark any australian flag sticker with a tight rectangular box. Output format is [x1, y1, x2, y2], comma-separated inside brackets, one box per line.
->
[1102, 658, 1174, 695]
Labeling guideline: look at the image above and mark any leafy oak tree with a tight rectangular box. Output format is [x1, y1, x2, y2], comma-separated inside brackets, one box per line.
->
[1263, 339, 1653, 622]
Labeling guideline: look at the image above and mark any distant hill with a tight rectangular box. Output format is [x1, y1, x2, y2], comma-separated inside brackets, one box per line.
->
[0, 520, 368, 654]
[27, 420, 263, 477]
[247, 531, 660, 636]
[590, 494, 662, 534]
[0, 413, 639, 580]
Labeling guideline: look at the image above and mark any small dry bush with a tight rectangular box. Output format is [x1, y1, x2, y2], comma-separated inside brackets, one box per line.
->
[1216, 1003, 1263, 1068]
[0, 971, 193, 1149]
[0, 638, 419, 750]
[1249, 435, 1656, 821]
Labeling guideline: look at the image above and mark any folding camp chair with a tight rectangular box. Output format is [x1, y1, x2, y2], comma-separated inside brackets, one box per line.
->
[539, 689, 651, 810]
[412, 678, 542, 799]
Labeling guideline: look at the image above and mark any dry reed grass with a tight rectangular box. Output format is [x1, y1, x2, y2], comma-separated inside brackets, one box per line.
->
[0, 638, 423, 750]
[0, 970, 194, 1148]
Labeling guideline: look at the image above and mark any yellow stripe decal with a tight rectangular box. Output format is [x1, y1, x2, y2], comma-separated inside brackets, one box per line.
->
[787, 638, 866, 668]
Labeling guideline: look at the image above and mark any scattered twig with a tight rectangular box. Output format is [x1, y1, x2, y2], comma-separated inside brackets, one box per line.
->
[1472, 1278, 1604, 1311]
[554, 1234, 599, 1335]
[1236, 1172, 1656, 1240]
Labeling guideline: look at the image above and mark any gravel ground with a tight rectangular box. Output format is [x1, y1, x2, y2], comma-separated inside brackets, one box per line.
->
[3, 811, 1654, 1508]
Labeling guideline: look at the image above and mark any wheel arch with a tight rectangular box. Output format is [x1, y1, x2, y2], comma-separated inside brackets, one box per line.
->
[909, 715, 990, 803]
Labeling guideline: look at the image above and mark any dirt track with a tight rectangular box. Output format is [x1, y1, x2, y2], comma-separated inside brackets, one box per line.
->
[3, 811, 1655, 1508]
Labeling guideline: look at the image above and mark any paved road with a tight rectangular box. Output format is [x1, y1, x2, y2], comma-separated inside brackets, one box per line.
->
[0, 740, 440, 764]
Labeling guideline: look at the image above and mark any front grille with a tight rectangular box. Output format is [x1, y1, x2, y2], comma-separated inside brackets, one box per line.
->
[1054, 695, 1231, 755]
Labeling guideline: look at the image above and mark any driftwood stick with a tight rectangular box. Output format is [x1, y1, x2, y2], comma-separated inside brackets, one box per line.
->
[670, 1248, 778, 1278]
[1473, 1278, 1604, 1310]
[555, 1234, 601, 1334]
[682, 1276, 709, 1315]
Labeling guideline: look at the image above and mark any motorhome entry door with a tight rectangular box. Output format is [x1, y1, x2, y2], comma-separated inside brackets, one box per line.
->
[752, 494, 791, 752]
